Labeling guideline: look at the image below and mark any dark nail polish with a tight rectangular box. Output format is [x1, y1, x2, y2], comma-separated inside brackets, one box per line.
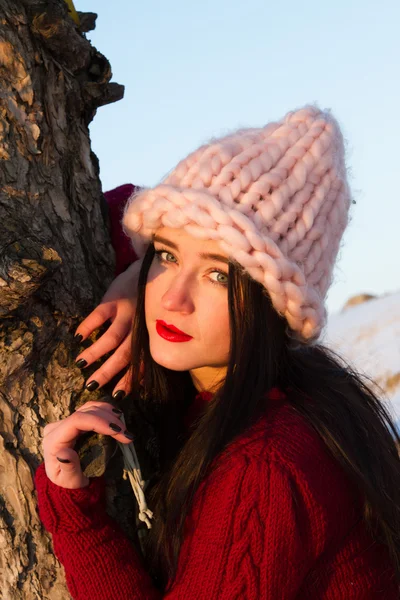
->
[112, 408, 123, 414]
[112, 390, 126, 401]
[76, 359, 87, 369]
[74, 334, 83, 343]
[124, 430, 134, 441]
[109, 422, 122, 433]
[86, 380, 99, 392]
[57, 457, 71, 464]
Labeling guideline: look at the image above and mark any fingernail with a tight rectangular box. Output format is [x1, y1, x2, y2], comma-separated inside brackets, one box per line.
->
[86, 380, 99, 392]
[57, 457, 71, 464]
[76, 359, 87, 369]
[109, 423, 122, 433]
[112, 390, 126, 401]
[74, 334, 83, 343]
[112, 408, 123, 414]
[124, 430, 134, 440]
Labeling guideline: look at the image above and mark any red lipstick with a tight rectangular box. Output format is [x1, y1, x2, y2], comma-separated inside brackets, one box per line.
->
[155, 320, 193, 343]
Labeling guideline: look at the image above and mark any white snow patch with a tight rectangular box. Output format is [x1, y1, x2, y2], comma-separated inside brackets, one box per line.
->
[323, 290, 400, 420]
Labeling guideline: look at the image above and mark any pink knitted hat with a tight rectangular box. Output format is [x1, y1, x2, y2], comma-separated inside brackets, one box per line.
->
[123, 105, 351, 341]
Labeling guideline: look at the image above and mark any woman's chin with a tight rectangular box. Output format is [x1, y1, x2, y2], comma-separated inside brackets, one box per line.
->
[153, 357, 194, 371]
[149, 345, 196, 372]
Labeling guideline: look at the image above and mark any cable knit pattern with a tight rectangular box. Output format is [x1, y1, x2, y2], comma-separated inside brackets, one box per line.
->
[123, 106, 351, 341]
[35, 397, 397, 599]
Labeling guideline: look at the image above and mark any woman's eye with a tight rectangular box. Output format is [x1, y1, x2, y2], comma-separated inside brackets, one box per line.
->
[156, 250, 177, 263]
[210, 271, 228, 286]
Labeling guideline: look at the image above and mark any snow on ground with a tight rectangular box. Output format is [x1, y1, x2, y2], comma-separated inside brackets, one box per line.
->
[323, 290, 400, 424]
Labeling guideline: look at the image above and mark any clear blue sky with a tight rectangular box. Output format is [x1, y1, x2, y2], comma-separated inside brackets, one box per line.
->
[78, 0, 400, 315]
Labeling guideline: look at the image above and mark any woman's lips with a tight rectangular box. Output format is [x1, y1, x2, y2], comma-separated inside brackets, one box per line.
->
[155, 320, 193, 343]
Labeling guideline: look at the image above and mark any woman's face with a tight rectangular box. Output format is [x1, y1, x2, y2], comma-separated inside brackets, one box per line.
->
[145, 227, 230, 390]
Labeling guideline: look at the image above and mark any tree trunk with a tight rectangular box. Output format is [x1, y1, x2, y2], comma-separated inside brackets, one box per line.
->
[0, 2, 136, 598]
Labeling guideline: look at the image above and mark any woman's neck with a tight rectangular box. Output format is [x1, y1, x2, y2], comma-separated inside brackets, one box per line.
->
[190, 365, 227, 393]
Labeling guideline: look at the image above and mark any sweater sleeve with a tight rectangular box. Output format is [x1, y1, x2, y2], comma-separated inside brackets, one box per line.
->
[35, 452, 316, 600]
[104, 184, 138, 275]
[34, 463, 159, 600]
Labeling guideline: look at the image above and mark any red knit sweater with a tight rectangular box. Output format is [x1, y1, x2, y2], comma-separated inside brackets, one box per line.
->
[34, 185, 397, 598]
[104, 183, 138, 275]
[35, 390, 397, 599]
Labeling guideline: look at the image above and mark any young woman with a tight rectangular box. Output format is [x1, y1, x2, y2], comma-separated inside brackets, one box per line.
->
[35, 106, 400, 599]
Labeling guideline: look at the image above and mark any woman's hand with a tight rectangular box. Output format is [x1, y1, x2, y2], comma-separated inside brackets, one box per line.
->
[42, 401, 134, 489]
[74, 260, 142, 398]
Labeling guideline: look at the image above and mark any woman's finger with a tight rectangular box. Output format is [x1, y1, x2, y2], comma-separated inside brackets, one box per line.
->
[43, 408, 134, 488]
[75, 317, 132, 370]
[43, 410, 133, 453]
[112, 366, 133, 398]
[74, 261, 140, 342]
[83, 335, 133, 393]
[75, 400, 123, 416]
[43, 421, 63, 436]
[75, 302, 116, 341]
[42, 403, 135, 490]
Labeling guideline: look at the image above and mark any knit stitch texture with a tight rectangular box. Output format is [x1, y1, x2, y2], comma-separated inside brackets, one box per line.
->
[123, 106, 351, 341]
[35, 393, 397, 600]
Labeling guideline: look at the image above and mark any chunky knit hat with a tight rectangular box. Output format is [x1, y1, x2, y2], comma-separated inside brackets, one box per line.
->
[123, 105, 351, 341]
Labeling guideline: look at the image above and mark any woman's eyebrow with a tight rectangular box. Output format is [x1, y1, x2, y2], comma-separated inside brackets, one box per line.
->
[152, 235, 178, 250]
[199, 252, 229, 264]
[153, 235, 229, 264]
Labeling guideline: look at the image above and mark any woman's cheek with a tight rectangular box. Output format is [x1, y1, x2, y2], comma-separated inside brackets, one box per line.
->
[145, 267, 163, 315]
[205, 300, 230, 351]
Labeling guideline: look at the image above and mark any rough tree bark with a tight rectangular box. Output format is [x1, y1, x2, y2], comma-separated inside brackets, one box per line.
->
[0, 2, 137, 598]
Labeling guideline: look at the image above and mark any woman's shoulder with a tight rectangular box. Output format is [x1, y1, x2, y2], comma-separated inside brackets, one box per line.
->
[232, 392, 337, 465]
[197, 395, 361, 554]
[198, 395, 363, 556]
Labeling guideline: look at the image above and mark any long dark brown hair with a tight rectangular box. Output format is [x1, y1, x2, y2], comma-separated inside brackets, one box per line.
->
[130, 244, 400, 589]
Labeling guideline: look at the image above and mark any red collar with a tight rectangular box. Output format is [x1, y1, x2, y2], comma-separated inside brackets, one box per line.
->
[195, 386, 286, 403]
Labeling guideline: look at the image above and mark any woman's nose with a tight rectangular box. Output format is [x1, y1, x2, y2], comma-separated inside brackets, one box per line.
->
[161, 275, 195, 314]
